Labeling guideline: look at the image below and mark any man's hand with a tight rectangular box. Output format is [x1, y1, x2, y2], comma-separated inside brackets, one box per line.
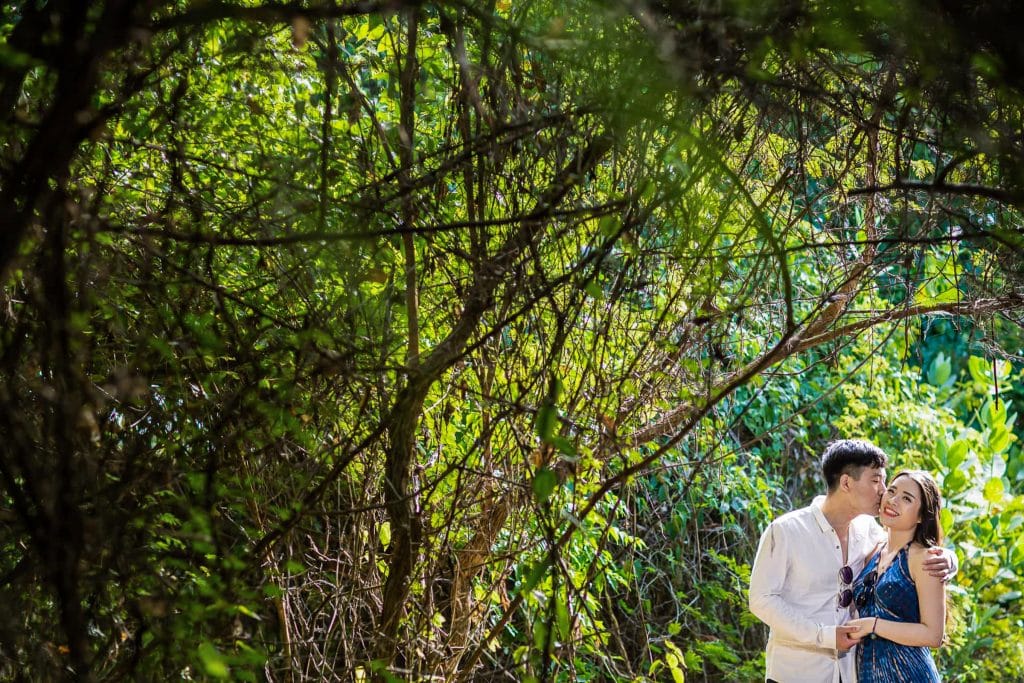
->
[836, 625, 859, 652]
[922, 546, 958, 582]
[845, 617, 875, 640]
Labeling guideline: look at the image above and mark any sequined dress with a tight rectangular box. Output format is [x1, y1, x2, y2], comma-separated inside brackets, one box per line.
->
[853, 547, 941, 683]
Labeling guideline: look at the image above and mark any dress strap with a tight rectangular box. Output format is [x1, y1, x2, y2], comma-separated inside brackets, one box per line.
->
[867, 540, 884, 561]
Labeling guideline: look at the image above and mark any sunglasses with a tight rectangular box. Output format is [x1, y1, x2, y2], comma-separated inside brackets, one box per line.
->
[856, 570, 878, 608]
[838, 565, 854, 608]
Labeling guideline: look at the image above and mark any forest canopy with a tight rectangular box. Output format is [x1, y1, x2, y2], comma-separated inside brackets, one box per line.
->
[2, 0, 1024, 680]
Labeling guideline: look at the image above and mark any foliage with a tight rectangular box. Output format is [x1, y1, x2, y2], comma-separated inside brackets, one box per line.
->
[1, 1, 1024, 681]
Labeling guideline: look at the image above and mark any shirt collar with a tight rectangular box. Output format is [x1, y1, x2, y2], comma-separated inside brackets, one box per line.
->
[811, 494, 868, 541]
[810, 495, 832, 535]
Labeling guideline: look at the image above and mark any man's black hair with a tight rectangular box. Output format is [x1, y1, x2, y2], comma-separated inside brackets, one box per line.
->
[821, 439, 888, 491]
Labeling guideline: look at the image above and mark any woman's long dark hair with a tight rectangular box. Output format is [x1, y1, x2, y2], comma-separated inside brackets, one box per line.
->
[892, 470, 944, 547]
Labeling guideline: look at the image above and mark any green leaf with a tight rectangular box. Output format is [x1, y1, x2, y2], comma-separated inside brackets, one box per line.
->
[914, 285, 960, 306]
[368, 659, 406, 683]
[0, 42, 40, 69]
[598, 215, 619, 238]
[934, 436, 948, 465]
[378, 521, 392, 547]
[520, 559, 550, 594]
[235, 604, 258, 618]
[927, 351, 951, 387]
[940, 508, 954, 532]
[852, 204, 864, 227]
[665, 641, 686, 683]
[534, 404, 558, 442]
[945, 468, 967, 493]
[947, 440, 969, 469]
[984, 399, 1009, 430]
[983, 477, 1005, 504]
[549, 435, 578, 458]
[556, 591, 570, 640]
[988, 426, 1010, 454]
[532, 618, 548, 651]
[198, 642, 230, 679]
[968, 355, 991, 386]
[533, 467, 558, 504]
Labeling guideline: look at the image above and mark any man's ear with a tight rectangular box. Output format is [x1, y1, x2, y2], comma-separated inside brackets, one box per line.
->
[839, 472, 850, 492]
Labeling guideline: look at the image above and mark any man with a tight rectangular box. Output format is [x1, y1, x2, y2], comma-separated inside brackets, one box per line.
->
[748, 439, 956, 683]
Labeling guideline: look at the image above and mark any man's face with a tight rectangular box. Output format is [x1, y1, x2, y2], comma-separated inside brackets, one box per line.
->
[847, 465, 887, 516]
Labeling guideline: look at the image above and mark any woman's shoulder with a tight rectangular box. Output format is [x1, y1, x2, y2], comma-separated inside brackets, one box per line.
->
[906, 542, 942, 581]
[906, 542, 929, 562]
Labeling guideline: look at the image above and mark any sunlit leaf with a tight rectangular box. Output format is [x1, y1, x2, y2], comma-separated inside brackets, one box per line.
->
[988, 426, 1011, 453]
[983, 477, 1005, 504]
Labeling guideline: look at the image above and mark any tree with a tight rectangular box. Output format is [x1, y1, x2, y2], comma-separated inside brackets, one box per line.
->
[1, 1, 1023, 680]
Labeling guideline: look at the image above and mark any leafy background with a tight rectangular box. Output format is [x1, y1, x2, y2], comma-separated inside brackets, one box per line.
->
[1, 1, 1024, 681]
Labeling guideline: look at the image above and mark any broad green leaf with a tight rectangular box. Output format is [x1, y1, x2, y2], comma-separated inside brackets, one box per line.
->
[944, 468, 967, 493]
[988, 426, 1010, 454]
[984, 399, 1008, 429]
[947, 440, 969, 469]
[983, 477, 1004, 504]
[927, 352, 951, 387]
[533, 467, 558, 504]
[968, 355, 991, 386]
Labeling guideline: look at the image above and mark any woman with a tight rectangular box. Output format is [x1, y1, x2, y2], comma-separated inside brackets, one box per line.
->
[846, 470, 946, 682]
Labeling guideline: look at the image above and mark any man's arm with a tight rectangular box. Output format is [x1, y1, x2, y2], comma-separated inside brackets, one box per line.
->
[869, 517, 957, 580]
[749, 522, 845, 650]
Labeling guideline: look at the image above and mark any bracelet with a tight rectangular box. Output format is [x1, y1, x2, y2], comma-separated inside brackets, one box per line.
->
[871, 616, 879, 634]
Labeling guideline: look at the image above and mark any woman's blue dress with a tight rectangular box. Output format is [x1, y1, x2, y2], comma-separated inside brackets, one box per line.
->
[853, 546, 941, 682]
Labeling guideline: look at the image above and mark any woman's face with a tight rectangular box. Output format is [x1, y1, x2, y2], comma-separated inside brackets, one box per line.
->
[879, 475, 924, 531]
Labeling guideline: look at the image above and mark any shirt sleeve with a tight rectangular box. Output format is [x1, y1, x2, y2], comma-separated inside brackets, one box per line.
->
[749, 521, 838, 650]
[945, 545, 959, 578]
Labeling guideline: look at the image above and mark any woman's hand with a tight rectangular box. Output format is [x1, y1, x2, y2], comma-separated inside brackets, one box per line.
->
[845, 617, 877, 640]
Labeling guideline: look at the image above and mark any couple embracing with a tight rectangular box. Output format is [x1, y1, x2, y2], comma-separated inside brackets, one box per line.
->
[749, 439, 955, 683]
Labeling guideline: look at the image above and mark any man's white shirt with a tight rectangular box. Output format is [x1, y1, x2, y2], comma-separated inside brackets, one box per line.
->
[749, 496, 885, 683]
